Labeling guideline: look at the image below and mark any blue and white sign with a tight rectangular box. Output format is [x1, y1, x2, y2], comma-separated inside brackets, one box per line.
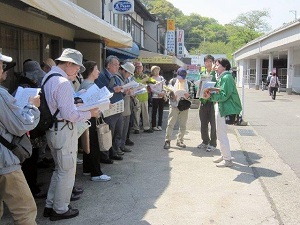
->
[112, 0, 134, 14]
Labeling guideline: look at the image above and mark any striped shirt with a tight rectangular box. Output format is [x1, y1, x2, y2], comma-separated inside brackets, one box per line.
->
[41, 66, 91, 122]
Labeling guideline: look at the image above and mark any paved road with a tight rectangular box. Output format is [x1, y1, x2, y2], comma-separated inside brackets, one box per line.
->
[240, 88, 300, 178]
[2, 92, 300, 225]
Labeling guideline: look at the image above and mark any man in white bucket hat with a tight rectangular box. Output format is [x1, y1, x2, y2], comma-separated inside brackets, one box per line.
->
[117, 61, 135, 154]
[0, 52, 40, 224]
[42, 48, 100, 221]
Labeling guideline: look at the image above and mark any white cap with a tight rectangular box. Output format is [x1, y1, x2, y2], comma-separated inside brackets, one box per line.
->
[0, 53, 12, 62]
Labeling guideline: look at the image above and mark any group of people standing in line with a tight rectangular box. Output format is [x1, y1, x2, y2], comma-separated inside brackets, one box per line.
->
[0, 49, 242, 224]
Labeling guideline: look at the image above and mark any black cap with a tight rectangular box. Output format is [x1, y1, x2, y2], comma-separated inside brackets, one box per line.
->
[4, 62, 16, 72]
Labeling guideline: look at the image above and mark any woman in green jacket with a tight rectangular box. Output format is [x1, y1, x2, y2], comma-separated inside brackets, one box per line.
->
[203, 58, 242, 167]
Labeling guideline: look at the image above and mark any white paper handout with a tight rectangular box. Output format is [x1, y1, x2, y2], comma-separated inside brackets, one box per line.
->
[174, 90, 187, 100]
[122, 80, 139, 90]
[102, 99, 124, 118]
[14, 86, 41, 108]
[76, 84, 113, 111]
[199, 81, 216, 98]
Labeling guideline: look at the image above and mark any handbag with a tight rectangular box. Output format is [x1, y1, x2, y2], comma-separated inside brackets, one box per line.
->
[0, 133, 32, 163]
[177, 98, 191, 111]
[96, 116, 112, 151]
[77, 120, 91, 138]
[225, 114, 239, 125]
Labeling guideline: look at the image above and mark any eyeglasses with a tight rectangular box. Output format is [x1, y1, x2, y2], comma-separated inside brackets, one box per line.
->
[111, 63, 120, 67]
[0, 64, 7, 70]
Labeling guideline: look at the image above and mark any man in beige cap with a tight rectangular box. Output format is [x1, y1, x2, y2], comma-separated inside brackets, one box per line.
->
[117, 61, 135, 154]
[42, 48, 100, 221]
[0, 53, 40, 225]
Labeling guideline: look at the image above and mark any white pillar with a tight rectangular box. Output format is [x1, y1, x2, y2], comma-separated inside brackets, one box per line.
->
[287, 47, 294, 95]
[268, 53, 274, 74]
[255, 57, 261, 90]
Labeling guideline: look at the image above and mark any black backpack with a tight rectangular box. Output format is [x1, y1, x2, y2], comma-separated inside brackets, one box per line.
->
[35, 73, 61, 132]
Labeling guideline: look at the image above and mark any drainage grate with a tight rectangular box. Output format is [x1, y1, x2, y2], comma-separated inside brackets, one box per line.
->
[237, 129, 256, 136]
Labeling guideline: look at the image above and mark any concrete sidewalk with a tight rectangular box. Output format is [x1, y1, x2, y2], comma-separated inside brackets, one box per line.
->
[2, 92, 300, 224]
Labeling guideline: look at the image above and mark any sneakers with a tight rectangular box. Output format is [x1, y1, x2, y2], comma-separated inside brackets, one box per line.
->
[117, 149, 124, 155]
[206, 145, 216, 152]
[157, 126, 162, 131]
[197, 143, 208, 149]
[213, 156, 223, 163]
[164, 141, 170, 149]
[70, 193, 81, 201]
[91, 174, 111, 182]
[120, 147, 132, 152]
[144, 129, 154, 133]
[125, 138, 134, 146]
[133, 130, 140, 134]
[76, 158, 83, 165]
[152, 127, 159, 131]
[216, 160, 233, 167]
[176, 141, 186, 148]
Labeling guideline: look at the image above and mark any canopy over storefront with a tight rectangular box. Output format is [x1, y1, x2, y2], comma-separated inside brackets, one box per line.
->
[137, 50, 185, 67]
[106, 42, 140, 60]
[20, 0, 132, 48]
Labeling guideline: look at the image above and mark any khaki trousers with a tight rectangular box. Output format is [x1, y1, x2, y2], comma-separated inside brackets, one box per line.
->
[45, 122, 78, 214]
[133, 100, 150, 130]
[0, 169, 37, 225]
[165, 106, 189, 142]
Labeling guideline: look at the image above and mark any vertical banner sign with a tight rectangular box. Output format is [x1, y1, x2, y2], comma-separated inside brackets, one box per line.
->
[176, 30, 184, 58]
[166, 19, 175, 54]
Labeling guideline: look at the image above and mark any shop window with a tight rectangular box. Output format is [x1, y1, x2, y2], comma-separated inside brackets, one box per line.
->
[21, 31, 40, 64]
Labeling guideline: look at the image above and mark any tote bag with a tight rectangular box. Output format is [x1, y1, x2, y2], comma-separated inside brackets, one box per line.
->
[96, 116, 112, 151]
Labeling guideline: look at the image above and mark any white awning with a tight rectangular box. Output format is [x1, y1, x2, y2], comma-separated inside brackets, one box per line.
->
[20, 0, 132, 48]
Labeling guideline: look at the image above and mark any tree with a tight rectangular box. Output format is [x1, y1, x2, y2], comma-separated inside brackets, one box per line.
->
[231, 10, 271, 33]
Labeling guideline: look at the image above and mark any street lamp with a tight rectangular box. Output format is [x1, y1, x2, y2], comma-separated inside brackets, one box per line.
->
[289, 10, 297, 20]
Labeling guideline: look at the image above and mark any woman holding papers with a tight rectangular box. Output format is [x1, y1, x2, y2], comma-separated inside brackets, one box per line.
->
[79, 61, 111, 182]
[203, 58, 242, 167]
[149, 66, 166, 131]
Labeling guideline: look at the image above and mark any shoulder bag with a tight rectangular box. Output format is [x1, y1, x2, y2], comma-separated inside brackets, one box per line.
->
[0, 133, 32, 163]
[96, 116, 112, 151]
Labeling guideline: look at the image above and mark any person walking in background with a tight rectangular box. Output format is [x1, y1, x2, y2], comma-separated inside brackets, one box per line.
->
[132, 61, 153, 134]
[266, 72, 273, 96]
[197, 55, 217, 152]
[269, 72, 280, 100]
[42, 48, 100, 221]
[149, 65, 166, 131]
[164, 68, 190, 149]
[79, 60, 111, 182]
[0, 53, 40, 225]
[203, 58, 242, 167]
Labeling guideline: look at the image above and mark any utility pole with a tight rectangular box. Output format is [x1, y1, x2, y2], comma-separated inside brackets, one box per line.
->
[289, 10, 297, 20]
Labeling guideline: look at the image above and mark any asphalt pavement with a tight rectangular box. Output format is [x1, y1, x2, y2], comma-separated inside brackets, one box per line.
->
[2, 88, 300, 225]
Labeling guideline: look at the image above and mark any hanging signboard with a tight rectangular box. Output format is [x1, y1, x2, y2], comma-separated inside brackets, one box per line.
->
[112, 0, 134, 14]
[176, 30, 184, 58]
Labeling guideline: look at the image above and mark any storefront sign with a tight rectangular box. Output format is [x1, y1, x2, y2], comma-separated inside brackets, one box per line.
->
[112, 0, 134, 14]
[176, 30, 184, 58]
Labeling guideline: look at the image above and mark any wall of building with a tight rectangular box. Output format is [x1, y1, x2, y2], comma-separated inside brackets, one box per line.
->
[0, 2, 74, 40]
[144, 20, 159, 53]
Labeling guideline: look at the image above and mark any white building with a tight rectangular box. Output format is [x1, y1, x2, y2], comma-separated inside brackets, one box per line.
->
[234, 19, 300, 94]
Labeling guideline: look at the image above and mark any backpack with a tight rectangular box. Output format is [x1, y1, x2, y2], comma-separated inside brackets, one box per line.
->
[35, 73, 61, 132]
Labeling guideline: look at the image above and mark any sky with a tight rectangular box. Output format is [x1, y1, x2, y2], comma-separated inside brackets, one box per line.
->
[167, 0, 299, 30]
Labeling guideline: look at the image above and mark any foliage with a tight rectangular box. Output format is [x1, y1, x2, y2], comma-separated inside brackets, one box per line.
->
[140, 0, 270, 58]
